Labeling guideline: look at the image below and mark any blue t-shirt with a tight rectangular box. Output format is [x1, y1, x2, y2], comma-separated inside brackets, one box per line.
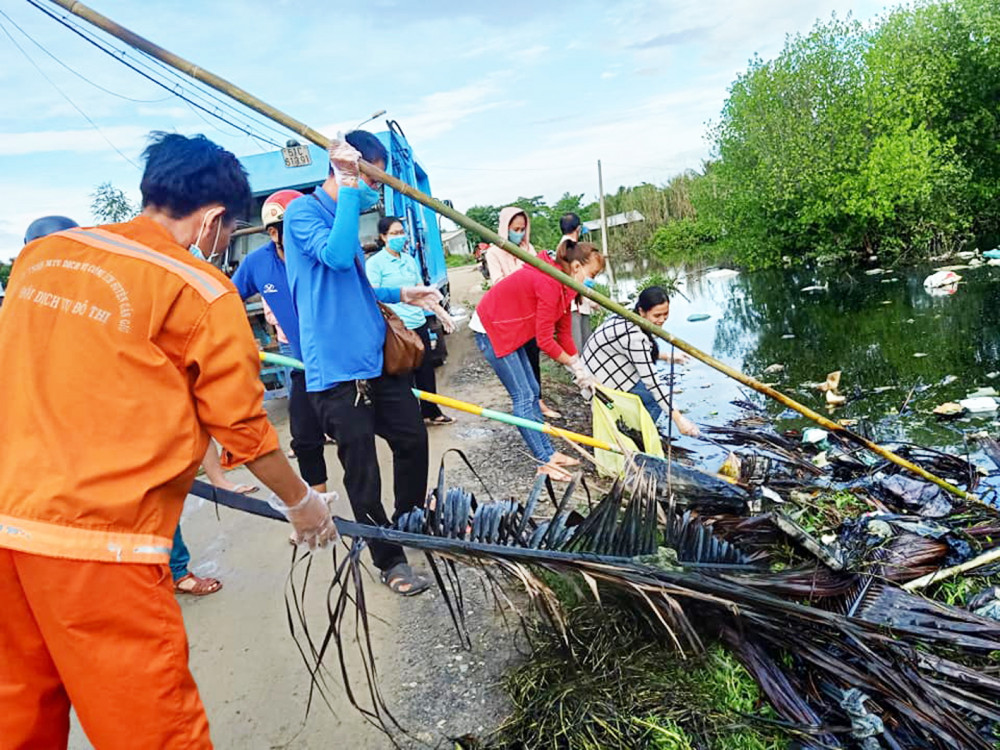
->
[365, 248, 427, 330]
[283, 187, 401, 391]
[231, 240, 302, 358]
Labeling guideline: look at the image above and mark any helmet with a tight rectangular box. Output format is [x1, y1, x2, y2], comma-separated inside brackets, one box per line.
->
[24, 215, 79, 244]
[261, 189, 304, 228]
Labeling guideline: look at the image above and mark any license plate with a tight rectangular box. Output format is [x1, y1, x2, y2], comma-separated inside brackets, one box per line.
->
[281, 145, 312, 168]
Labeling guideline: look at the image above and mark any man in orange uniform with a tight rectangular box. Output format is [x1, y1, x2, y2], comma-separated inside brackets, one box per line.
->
[0, 132, 338, 749]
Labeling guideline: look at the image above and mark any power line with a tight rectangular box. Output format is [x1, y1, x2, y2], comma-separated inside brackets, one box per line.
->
[23, 0, 285, 149]
[38, 0, 293, 145]
[0, 13, 140, 168]
[0, 7, 170, 104]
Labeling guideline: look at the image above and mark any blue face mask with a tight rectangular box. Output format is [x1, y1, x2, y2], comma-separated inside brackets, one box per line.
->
[583, 278, 596, 289]
[386, 236, 407, 254]
[189, 244, 206, 261]
[356, 180, 381, 212]
[508, 229, 525, 244]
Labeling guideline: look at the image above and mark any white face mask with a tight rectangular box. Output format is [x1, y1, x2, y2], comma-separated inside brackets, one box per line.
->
[189, 208, 225, 262]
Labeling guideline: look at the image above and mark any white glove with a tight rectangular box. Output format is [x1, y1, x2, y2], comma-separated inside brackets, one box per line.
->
[328, 133, 360, 188]
[273, 483, 340, 550]
[430, 303, 456, 334]
[401, 285, 444, 310]
[567, 359, 598, 396]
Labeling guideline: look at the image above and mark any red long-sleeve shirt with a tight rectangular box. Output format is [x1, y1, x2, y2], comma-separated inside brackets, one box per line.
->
[475, 257, 577, 360]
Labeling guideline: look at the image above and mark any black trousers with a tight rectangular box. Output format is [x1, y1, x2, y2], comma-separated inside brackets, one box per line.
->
[523, 338, 542, 398]
[413, 323, 443, 420]
[309, 374, 428, 571]
[288, 370, 327, 487]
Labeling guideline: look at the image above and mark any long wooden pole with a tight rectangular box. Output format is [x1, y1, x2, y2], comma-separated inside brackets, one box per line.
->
[597, 159, 615, 287]
[46, 0, 977, 503]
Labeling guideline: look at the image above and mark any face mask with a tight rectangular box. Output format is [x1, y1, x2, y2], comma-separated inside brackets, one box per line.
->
[386, 236, 407, 254]
[356, 180, 381, 212]
[583, 278, 596, 289]
[508, 229, 525, 244]
[189, 208, 224, 262]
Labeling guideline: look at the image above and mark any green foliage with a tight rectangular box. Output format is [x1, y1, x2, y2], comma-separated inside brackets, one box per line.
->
[90, 182, 138, 223]
[636, 270, 681, 298]
[490, 605, 787, 749]
[444, 253, 477, 268]
[463, 193, 597, 253]
[0, 261, 12, 287]
[649, 218, 722, 264]
[699, 1, 1000, 267]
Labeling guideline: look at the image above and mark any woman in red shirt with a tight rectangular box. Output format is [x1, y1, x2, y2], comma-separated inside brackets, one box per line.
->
[471, 240, 604, 481]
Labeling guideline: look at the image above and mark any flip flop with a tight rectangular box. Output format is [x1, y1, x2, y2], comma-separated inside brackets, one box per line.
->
[174, 573, 223, 596]
[230, 483, 259, 495]
[424, 415, 456, 426]
[380, 563, 430, 597]
[540, 407, 563, 420]
[537, 463, 572, 483]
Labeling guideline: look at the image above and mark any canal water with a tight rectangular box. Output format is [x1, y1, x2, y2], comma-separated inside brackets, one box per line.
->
[604, 258, 1000, 477]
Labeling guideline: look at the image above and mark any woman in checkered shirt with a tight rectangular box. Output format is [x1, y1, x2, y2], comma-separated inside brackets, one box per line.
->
[583, 286, 700, 437]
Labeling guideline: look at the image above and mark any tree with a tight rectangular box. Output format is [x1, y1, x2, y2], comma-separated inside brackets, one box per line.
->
[90, 182, 139, 223]
[697, 2, 1000, 268]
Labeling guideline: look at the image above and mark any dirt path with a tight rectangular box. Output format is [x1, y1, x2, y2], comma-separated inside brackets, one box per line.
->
[68, 267, 548, 749]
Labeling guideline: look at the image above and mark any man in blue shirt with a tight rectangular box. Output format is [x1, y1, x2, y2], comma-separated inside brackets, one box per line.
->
[284, 131, 441, 596]
[232, 190, 329, 492]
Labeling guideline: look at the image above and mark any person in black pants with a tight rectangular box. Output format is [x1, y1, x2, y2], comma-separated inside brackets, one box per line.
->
[366, 215, 456, 425]
[232, 189, 329, 491]
[283, 132, 444, 596]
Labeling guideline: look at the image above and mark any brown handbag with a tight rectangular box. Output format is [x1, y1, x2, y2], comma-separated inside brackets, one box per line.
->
[378, 301, 425, 375]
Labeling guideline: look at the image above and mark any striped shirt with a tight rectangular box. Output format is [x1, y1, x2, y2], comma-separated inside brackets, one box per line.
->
[583, 315, 672, 411]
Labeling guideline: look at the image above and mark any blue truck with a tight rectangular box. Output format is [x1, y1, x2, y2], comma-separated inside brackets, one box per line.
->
[233, 123, 454, 377]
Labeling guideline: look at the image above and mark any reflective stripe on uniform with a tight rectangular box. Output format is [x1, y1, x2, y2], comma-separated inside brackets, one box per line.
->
[0, 514, 172, 564]
[63, 227, 229, 303]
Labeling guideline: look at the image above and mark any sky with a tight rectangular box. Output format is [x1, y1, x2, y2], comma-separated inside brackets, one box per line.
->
[0, 0, 889, 259]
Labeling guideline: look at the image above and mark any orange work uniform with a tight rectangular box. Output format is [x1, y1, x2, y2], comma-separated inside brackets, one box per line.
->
[0, 217, 280, 749]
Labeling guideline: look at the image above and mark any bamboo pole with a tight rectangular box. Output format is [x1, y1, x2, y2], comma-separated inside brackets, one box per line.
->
[902, 546, 1000, 592]
[49, 0, 977, 503]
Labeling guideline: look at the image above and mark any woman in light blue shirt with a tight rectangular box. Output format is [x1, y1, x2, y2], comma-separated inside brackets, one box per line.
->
[367, 216, 455, 424]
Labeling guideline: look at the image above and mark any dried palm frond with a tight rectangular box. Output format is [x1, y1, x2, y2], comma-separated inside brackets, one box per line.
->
[280, 453, 1000, 749]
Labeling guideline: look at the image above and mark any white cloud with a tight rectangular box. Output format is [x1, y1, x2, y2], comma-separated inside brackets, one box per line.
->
[427, 81, 727, 210]
[0, 126, 150, 157]
[398, 79, 512, 141]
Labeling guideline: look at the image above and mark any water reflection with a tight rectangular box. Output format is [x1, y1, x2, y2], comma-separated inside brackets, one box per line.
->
[606, 259, 1000, 458]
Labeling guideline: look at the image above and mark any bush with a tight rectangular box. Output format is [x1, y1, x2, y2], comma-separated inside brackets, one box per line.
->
[649, 218, 720, 263]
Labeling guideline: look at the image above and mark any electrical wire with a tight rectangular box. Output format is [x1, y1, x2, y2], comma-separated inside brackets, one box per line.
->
[41, 0, 293, 144]
[0, 12, 140, 169]
[0, 7, 170, 104]
[22, 0, 286, 150]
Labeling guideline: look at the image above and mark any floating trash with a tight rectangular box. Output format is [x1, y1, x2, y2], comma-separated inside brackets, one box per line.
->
[864, 268, 885, 275]
[932, 402, 964, 417]
[763, 363, 785, 375]
[686, 313, 711, 322]
[913, 352, 929, 358]
[923, 270, 961, 295]
[967, 386, 998, 398]
[958, 396, 998, 413]
[800, 284, 828, 292]
[781, 333, 795, 339]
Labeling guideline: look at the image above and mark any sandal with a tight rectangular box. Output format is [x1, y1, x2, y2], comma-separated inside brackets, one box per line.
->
[424, 415, 456, 426]
[380, 563, 430, 597]
[537, 463, 572, 483]
[540, 405, 563, 420]
[174, 573, 223, 596]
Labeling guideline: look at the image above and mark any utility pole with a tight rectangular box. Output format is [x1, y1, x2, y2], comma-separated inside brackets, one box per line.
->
[597, 159, 615, 287]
